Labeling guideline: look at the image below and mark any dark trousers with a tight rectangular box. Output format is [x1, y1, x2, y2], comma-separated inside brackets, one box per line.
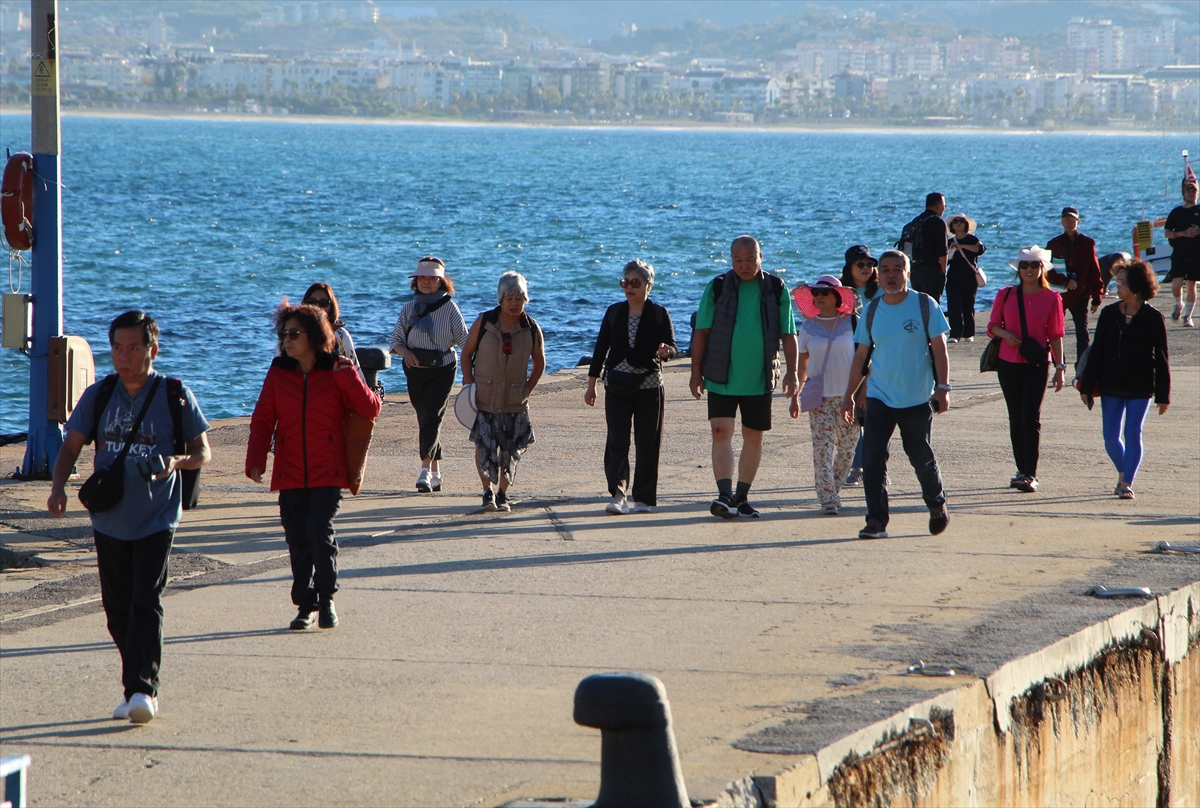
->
[911, 262, 946, 303]
[404, 363, 457, 461]
[279, 487, 342, 610]
[604, 385, 665, 507]
[862, 398, 946, 528]
[945, 274, 978, 339]
[997, 359, 1048, 477]
[1066, 298, 1090, 364]
[94, 529, 174, 699]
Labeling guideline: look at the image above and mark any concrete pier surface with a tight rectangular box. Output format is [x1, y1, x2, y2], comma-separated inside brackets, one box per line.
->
[2, 297, 1198, 806]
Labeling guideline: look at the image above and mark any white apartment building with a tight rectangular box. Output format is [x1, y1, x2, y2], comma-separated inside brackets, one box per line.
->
[1068, 19, 1124, 73]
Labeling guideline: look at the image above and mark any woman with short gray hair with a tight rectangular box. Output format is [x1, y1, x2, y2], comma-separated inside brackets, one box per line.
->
[460, 271, 546, 512]
[585, 260, 677, 514]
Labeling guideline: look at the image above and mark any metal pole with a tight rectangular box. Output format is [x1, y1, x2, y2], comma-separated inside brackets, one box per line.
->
[21, 0, 63, 477]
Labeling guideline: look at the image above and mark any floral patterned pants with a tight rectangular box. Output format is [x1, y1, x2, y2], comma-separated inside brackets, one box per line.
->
[809, 396, 859, 507]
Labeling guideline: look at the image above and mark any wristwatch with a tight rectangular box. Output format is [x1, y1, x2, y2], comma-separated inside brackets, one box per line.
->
[935, 383, 952, 391]
[1055, 363, 1067, 372]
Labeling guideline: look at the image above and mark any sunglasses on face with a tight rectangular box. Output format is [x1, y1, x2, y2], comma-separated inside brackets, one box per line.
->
[280, 329, 305, 340]
[811, 287, 836, 297]
[306, 298, 331, 308]
[1018, 261, 1043, 270]
[620, 277, 644, 289]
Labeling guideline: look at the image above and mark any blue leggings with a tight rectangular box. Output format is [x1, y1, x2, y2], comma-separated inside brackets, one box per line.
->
[1100, 396, 1151, 484]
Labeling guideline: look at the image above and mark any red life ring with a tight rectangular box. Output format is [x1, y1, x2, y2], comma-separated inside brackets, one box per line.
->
[1, 152, 34, 251]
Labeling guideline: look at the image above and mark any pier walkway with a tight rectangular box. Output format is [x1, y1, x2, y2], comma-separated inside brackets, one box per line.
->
[2, 298, 1198, 806]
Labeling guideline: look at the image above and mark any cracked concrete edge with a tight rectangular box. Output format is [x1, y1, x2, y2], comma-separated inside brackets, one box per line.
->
[985, 579, 1200, 734]
[711, 580, 1200, 807]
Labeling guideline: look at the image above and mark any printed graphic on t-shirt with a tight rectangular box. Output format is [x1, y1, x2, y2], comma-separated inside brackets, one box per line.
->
[102, 404, 161, 457]
[903, 319, 919, 333]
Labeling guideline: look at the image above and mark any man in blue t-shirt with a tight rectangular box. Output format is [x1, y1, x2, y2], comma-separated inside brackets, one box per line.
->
[48, 311, 211, 725]
[839, 251, 951, 540]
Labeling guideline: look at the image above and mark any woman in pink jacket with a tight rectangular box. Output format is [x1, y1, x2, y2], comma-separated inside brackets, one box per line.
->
[986, 246, 1067, 493]
[246, 304, 381, 631]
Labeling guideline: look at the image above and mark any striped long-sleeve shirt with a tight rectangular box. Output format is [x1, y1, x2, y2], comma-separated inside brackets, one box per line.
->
[389, 297, 469, 359]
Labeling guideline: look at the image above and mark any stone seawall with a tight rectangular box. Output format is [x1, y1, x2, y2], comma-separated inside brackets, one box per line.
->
[727, 582, 1199, 808]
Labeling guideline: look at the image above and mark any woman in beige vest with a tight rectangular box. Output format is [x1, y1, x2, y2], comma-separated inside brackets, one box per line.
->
[461, 272, 546, 512]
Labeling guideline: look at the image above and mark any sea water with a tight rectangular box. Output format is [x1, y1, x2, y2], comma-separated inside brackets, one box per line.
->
[0, 114, 1195, 432]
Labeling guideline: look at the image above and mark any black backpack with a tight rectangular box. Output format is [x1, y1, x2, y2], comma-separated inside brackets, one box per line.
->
[896, 211, 932, 257]
[89, 374, 201, 510]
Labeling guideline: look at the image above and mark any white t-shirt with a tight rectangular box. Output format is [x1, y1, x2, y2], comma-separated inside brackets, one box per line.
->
[797, 316, 857, 398]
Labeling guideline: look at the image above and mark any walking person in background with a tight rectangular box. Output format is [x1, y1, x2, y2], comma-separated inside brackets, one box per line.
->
[944, 213, 986, 343]
[389, 257, 468, 493]
[461, 271, 546, 513]
[690, 236, 799, 519]
[1164, 170, 1199, 328]
[1076, 260, 1170, 500]
[247, 304, 382, 631]
[986, 246, 1067, 493]
[585, 260, 677, 515]
[840, 251, 952, 540]
[47, 311, 211, 725]
[839, 245, 879, 488]
[1046, 207, 1103, 365]
[898, 192, 949, 303]
[790, 276, 859, 515]
[302, 283, 360, 367]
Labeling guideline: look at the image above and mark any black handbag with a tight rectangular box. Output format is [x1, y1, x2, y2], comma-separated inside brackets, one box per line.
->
[79, 377, 160, 514]
[1015, 285, 1048, 367]
[605, 368, 652, 390]
[980, 288, 1010, 373]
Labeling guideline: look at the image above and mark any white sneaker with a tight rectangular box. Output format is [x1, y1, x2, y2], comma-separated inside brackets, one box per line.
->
[605, 496, 628, 514]
[415, 468, 432, 493]
[631, 501, 652, 513]
[1185, 317, 1195, 328]
[946, 337, 958, 344]
[822, 502, 839, 515]
[113, 698, 131, 720]
[127, 692, 157, 724]
[430, 471, 443, 492]
[965, 337, 974, 343]
[1172, 301, 1183, 321]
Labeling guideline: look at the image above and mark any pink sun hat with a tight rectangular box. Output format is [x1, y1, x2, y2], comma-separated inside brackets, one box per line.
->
[792, 275, 856, 319]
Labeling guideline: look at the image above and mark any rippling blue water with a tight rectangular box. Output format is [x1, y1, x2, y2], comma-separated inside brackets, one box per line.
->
[1, 114, 1196, 432]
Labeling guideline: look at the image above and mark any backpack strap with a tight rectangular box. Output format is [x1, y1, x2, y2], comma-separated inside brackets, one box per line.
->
[864, 297, 882, 347]
[167, 377, 186, 455]
[88, 374, 120, 445]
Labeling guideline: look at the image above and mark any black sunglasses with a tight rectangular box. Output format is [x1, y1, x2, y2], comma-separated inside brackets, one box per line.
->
[811, 287, 836, 297]
[852, 260, 875, 269]
[620, 277, 644, 289]
[306, 298, 332, 308]
[1018, 261, 1043, 270]
[280, 328, 305, 340]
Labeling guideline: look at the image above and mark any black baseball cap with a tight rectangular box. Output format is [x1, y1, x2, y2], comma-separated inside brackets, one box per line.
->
[844, 245, 877, 267]
[1061, 206, 1080, 219]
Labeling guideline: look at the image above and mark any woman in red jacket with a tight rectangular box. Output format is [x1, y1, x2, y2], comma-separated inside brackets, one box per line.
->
[246, 304, 381, 630]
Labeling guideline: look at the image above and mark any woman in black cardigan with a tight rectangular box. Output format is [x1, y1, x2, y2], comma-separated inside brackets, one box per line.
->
[584, 260, 677, 514]
[1076, 260, 1170, 500]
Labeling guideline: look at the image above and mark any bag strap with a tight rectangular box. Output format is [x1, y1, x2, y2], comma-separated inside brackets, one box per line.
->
[167, 377, 185, 456]
[114, 376, 162, 463]
[1016, 284, 1030, 340]
[89, 374, 120, 445]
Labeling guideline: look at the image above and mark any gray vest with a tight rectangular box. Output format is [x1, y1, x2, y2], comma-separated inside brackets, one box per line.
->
[701, 270, 783, 391]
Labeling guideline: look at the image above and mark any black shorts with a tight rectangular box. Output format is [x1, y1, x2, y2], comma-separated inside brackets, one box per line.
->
[1167, 264, 1200, 282]
[707, 391, 773, 431]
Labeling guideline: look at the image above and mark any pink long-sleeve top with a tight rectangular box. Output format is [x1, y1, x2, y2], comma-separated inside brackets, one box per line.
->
[986, 286, 1066, 364]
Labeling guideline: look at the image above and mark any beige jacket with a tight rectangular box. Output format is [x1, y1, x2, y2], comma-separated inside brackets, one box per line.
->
[473, 309, 541, 414]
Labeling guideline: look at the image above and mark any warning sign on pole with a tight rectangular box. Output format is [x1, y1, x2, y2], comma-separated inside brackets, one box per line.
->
[32, 59, 56, 96]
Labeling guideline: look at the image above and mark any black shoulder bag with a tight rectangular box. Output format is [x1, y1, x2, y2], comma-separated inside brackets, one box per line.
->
[1015, 285, 1049, 367]
[79, 377, 161, 514]
[980, 288, 1010, 373]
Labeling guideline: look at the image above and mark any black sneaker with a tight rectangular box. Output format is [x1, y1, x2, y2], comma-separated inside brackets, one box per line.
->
[858, 521, 888, 539]
[318, 601, 338, 629]
[289, 609, 315, 631]
[1015, 476, 1038, 493]
[736, 499, 760, 518]
[495, 490, 512, 512]
[709, 495, 737, 519]
[1009, 473, 1024, 489]
[481, 490, 497, 512]
[929, 506, 950, 535]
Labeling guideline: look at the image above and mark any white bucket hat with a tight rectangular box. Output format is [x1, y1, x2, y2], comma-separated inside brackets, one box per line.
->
[1008, 245, 1055, 271]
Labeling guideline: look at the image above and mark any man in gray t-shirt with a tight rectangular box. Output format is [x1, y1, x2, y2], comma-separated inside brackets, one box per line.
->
[48, 311, 211, 725]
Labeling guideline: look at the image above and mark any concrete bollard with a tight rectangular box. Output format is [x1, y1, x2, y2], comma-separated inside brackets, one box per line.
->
[573, 673, 689, 808]
[355, 347, 391, 391]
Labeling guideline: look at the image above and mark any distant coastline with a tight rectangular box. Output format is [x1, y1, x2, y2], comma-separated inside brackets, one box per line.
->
[2, 107, 1190, 137]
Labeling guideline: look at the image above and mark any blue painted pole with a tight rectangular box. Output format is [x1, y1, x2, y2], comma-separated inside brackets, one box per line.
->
[21, 0, 63, 478]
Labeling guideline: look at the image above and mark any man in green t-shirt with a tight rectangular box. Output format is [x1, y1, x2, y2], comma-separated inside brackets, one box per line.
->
[690, 236, 799, 518]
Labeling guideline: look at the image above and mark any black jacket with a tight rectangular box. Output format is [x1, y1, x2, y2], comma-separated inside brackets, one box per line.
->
[1078, 302, 1170, 404]
[588, 299, 677, 379]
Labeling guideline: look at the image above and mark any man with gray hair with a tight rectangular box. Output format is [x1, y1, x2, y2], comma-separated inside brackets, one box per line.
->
[840, 251, 951, 540]
[690, 236, 799, 518]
